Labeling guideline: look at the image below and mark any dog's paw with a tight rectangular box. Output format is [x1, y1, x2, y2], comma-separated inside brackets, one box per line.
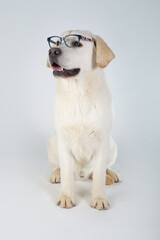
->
[57, 193, 76, 209]
[105, 175, 114, 185]
[106, 169, 121, 183]
[89, 172, 93, 180]
[90, 198, 110, 210]
[50, 168, 61, 183]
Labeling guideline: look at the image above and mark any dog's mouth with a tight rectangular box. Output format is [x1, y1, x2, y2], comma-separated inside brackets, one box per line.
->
[52, 62, 80, 77]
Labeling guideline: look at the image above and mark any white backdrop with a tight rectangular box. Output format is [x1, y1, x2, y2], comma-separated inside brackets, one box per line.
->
[0, 0, 160, 240]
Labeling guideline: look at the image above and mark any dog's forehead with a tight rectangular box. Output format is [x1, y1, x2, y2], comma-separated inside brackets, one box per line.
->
[60, 30, 93, 38]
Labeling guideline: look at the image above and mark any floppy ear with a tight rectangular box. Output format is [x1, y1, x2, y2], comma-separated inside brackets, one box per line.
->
[46, 57, 50, 68]
[93, 35, 115, 68]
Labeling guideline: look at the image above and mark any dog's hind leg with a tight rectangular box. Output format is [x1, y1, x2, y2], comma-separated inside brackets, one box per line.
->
[47, 133, 61, 183]
[106, 169, 121, 183]
[50, 168, 61, 183]
[89, 137, 121, 185]
[89, 172, 116, 185]
[106, 137, 121, 184]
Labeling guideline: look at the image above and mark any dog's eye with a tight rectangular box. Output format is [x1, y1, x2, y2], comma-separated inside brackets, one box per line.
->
[72, 41, 82, 47]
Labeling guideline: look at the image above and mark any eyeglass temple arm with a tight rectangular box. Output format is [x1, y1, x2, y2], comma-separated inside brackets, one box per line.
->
[81, 36, 94, 42]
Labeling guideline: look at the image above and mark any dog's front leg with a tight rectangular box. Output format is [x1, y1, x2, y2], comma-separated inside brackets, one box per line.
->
[57, 137, 75, 209]
[91, 141, 110, 210]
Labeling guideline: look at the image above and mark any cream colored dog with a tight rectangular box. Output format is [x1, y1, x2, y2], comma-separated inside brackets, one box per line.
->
[47, 30, 121, 210]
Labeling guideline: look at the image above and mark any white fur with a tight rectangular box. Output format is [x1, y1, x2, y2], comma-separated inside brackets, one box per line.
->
[47, 30, 118, 210]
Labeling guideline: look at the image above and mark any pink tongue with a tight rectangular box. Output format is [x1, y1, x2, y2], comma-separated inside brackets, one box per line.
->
[52, 66, 63, 71]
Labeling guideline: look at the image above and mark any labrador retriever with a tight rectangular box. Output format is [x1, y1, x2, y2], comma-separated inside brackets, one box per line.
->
[47, 30, 121, 210]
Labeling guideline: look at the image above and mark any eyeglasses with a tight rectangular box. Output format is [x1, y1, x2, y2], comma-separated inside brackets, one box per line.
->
[47, 34, 94, 48]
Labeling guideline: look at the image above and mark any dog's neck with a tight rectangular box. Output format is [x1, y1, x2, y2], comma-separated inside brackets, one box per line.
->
[56, 68, 105, 93]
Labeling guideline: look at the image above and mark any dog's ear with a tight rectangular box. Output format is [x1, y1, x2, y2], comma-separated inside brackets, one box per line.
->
[46, 58, 50, 68]
[93, 35, 115, 68]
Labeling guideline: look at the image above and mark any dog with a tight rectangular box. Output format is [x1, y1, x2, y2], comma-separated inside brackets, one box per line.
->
[47, 30, 121, 210]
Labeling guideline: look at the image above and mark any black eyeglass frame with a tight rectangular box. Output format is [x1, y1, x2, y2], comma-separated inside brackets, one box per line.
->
[47, 34, 94, 48]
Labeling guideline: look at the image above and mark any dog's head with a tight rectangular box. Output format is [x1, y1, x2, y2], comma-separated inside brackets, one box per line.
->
[47, 30, 115, 78]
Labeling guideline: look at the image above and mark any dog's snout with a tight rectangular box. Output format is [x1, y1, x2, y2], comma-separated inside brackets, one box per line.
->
[49, 48, 61, 57]
[54, 48, 61, 56]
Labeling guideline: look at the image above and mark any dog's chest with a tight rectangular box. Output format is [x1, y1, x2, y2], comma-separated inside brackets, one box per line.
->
[54, 89, 103, 160]
[54, 89, 100, 127]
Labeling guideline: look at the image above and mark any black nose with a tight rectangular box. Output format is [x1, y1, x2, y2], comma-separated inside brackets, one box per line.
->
[49, 48, 61, 56]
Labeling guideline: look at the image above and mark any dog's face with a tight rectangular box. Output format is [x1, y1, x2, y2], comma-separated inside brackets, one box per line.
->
[47, 30, 115, 79]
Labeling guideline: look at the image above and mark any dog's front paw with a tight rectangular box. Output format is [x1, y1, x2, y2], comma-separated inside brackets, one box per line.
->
[57, 193, 76, 209]
[90, 198, 110, 210]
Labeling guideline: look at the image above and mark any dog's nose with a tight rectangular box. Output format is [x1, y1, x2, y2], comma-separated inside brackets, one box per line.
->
[49, 48, 61, 56]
